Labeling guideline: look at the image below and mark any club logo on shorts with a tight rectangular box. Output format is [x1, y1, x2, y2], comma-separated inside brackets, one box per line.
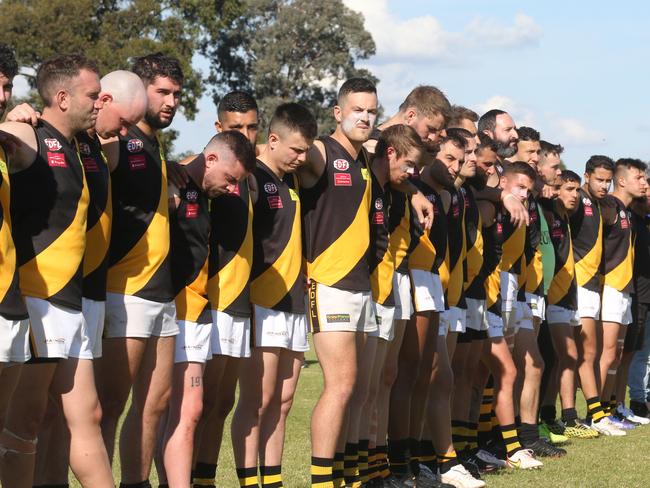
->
[127, 139, 144, 153]
[374, 198, 383, 210]
[44, 138, 62, 151]
[326, 313, 351, 323]
[333, 159, 349, 171]
[77, 142, 91, 156]
[264, 182, 278, 194]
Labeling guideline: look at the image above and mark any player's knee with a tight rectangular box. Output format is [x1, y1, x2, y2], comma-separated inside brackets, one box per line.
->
[183, 396, 204, 426]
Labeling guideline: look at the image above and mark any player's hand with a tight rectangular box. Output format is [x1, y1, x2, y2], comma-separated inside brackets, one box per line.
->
[166, 160, 189, 188]
[0, 129, 21, 155]
[410, 190, 434, 230]
[502, 193, 529, 228]
[5, 103, 41, 127]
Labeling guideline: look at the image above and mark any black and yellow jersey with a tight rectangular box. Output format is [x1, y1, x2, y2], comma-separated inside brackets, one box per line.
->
[250, 161, 304, 313]
[389, 189, 418, 274]
[462, 184, 483, 291]
[499, 206, 526, 276]
[408, 180, 447, 279]
[0, 146, 28, 319]
[369, 172, 395, 307]
[525, 195, 544, 297]
[75, 132, 111, 302]
[302, 136, 372, 291]
[602, 195, 634, 294]
[541, 201, 577, 310]
[107, 126, 173, 302]
[170, 177, 211, 323]
[445, 188, 466, 308]
[568, 188, 603, 292]
[11, 121, 89, 311]
[208, 180, 253, 317]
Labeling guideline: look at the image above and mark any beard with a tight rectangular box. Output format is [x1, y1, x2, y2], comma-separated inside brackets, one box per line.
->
[496, 140, 517, 159]
[429, 158, 456, 190]
[145, 108, 174, 129]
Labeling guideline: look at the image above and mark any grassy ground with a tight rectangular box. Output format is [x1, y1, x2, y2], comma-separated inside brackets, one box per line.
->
[72, 346, 650, 487]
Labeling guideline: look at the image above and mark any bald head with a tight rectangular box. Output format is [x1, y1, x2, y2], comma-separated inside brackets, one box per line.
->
[94, 70, 147, 138]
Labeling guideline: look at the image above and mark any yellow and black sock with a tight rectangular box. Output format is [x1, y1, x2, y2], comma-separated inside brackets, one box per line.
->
[387, 438, 409, 477]
[343, 442, 359, 486]
[260, 465, 282, 488]
[408, 437, 421, 475]
[192, 462, 217, 488]
[367, 446, 378, 481]
[311, 457, 333, 488]
[452, 420, 468, 452]
[376, 445, 391, 479]
[419, 439, 437, 471]
[438, 450, 459, 475]
[478, 382, 495, 447]
[608, 395, 617, 414]
[358, 439, 369, 484]
[586, 396, 607, 422]
[500, 424, 522, 457]
[467, 422, 479, 451]
[236, 467, 258, 487]
[332, 452, 344, 488]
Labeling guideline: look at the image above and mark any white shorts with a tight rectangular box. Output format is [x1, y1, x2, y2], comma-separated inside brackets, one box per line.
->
[546, 305, 580, 326]
[440, 306, 467, 336]
[514, 301, 534, 332]
[211, 310, 251, 358]
[308, 282, 376, 334]
[466, 298, 487, 332]
[369, 301, 396, 341]
[175, 320, 213, 363]
[500, 271, 519, 313]
[25, 297, 83, 359]
[525, 293, 546, 321]
[577, 286, 601, 320]
[486, 311, 504, 339]
[601, 285, 632, 325]
[80, 298, 105, 359]
[0, 316, 30, 363]
[104, 293, 178, 338]
[409, 270, 445, 313]
[393, 272, 413, 320]
[253, 305, 309, 352]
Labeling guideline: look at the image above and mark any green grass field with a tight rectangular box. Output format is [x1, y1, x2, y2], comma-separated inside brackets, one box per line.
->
[71, 346, 650, 487]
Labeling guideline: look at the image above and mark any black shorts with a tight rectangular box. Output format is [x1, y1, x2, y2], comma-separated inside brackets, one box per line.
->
[624, 296, 648, 352]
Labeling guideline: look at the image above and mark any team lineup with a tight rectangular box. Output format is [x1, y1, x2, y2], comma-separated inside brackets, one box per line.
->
[0, 45, 649, 488]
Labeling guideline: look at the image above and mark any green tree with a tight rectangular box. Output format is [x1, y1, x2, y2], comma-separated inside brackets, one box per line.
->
[203, 0, 377, 134]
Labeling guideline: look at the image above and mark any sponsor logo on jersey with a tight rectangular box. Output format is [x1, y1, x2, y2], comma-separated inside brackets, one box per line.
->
[128, 154, 146, 171]
[47, 152, 67, 168]
[583, 197, 592, 206]
[82, 157, 98, 172]
[44, 138, 62, 151]
[334, 173, 352, 186]
[186, 190, 199, 202]
[127, 139, 144, 153]
[78, 142, 92, 156]
[374, 198, 383, 210]
[372, 211, 385, 225]
[333, 159, 349, 171]
[264, 182, 278, 194]
[185, 203, 199, 219]
[267, 195, 283, 209]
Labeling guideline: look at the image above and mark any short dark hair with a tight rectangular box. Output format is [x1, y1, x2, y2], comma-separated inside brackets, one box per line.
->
[208, 130, 257, 173]
[477, 109, 507, 133]
[585, 155, 614, 174]
[398, 85, 451, 121]
[517, 126, 540, 142]
[476, 132, 498, 155]
[36, 54, 99, 107]
[0, 44, 18, 79]
[438, 131, 467, 151]
[447, 105, 478, 128]
[503, 160, 537, 181]
[616, 158, 647, 173]
[217, 91, 258, 119]
[269, 102, 317, 142]
[540, 140, 564, 157]
[375, 124, 424, 159]
[337, 77, 376, 103]
[446, 127, 473, 141]
[560, 170, 581, 185]
[132, 52, 183, 86]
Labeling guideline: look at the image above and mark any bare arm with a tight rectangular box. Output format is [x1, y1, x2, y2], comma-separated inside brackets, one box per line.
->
[0, 122, 38, 172]
[477, 200, 496, 227]
[296, 140, 327, 189]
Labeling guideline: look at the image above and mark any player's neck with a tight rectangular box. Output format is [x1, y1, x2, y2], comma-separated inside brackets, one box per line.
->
[182, 153, 205, 190]
[40, 108, 75, 142]
[611, 189, 633, 207]
[421, 168, 442, 192]
[331, 128, 362, 159]
[257, 149, 285, 180]
[372, 156, 389, 187]
[137, 119, 157, 140]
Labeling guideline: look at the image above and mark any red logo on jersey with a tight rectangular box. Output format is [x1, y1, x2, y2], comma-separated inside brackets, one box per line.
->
[372, 211, 385, 224]
[185, 203, 199, 219]
[496, 223, 503, 234]
[128, 154, 146, 171]
[267, 195, 283, 209]
[333, 159, 350, 171]
[621, 218, 629, 229]
[334, 173, 352, 186]
[584, 206, 593, 216]
[47, 152, 67, 168]
[44, 138, 62, 151]
[127, 139, 144, 153]
[82, 157, 98, 172]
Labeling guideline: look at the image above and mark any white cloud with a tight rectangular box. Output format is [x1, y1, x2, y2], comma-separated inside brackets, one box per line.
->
[551, 118, 606, 145]
[475, 95, 537, 127]
[467, 13, 542, 49]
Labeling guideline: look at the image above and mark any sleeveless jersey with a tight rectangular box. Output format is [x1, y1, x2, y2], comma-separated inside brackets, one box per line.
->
[107, 126, 173, 302]
[569, 188, 603, 291]
[75, 132, 111, 302]
[0, 147, 28, 319]
[483, 204, 505, 315]
[524, 195, 544, 296]
[602, 195, 634, 294]
[250, 162, 304, 313]
[11, 120, 89, 310]
[462, 184, 483, 290]
[389, 189, 418, 274]
[499, 206, 526, 276]
[541, 202, 577, 310]
[444, 188, 466, 308]
[369, 172, 395, 307]
[207, 180, 253, 316]
[302, 136, 372, 291]
[408, 180, 447, 277]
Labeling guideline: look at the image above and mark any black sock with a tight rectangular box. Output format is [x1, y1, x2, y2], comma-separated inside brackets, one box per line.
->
[408, 437, 420, 475]
[519, 422, 539, 444]
[193, 462, 217, 488]
[388, 438, 409, 476]
[561, 407, 578, 426]
[120, 482, 152, 488]
[539, 404, 556, 424]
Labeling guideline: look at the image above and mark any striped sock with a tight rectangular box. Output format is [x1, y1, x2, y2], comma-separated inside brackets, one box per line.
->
[387, 438, 409, 476]
[467, 422, 479, 451]
[376, 445, 390, 479]
[311, 457, 333, 488]
[586, 396, 607, 422]
[343, 443, 359, 486]
[478, 384, 495, 447]
[438, 450, 459, 474]
[419, 440, 437, 471]
[192, 462, 217, 488]
[358, 439, 369, 484]
[609, 395, 617, 413]
[260, 465, 282, 488]
[332, 452, 344, 488]
[451, 420, 468, 452]
[367, 447, 379, 480]
[500, 424, 523, 457]
[236, 467, 258, 487]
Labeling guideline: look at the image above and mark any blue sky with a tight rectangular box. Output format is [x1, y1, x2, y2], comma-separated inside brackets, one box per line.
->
[140, 1, 650, 173]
